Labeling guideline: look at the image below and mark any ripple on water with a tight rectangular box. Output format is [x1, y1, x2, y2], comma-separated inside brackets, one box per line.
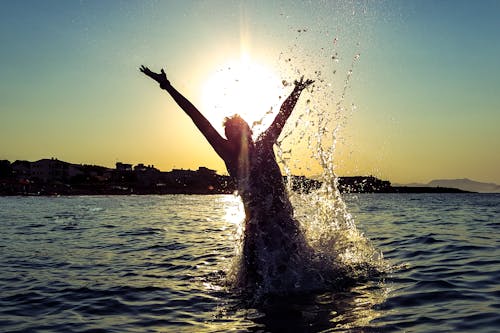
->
[1, 194, 499, 332]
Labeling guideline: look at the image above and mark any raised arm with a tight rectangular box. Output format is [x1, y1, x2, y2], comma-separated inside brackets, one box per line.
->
[261, 76, 314, 144]
[140, 66, 228, 159]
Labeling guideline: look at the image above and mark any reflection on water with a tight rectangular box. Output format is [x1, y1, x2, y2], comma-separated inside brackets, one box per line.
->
[220, 194, 245, 236]
[241, 282, 389, 332]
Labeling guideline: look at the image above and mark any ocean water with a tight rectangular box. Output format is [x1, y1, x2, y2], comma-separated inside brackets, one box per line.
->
[0, 193, 499, 332]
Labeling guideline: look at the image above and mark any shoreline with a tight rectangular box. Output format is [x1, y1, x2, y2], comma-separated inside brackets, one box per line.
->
[0, 183, 473, 197]
[0, 158, 474, 196]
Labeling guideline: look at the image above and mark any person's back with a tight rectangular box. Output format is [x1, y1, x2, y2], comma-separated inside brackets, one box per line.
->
[140, 65, 313, 294]
[236, 136, 307, 293]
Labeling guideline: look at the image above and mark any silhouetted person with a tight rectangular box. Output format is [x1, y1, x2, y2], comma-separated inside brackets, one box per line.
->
[140, 65, 314, 293]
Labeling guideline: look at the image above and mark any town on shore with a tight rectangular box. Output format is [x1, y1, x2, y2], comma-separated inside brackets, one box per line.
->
[0, 158, 470, 196]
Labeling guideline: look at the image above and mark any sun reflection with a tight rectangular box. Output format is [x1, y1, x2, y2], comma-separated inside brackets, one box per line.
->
[220, 194, 245, 229]
[326, 282, 390, 330]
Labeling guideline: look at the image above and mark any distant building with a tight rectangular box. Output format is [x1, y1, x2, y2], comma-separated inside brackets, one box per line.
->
[9, 158, 83, 183]
[77, 164, 113, 182]
[0, 160, 13, 179]
[197, 166, 217, 176]
[169, 168, 197, 179]
[11, 160, 31, 178]
[29, 158, 82, 182]
[134, 163, 161, 187]
[134, 163, 159, 172]
[116, 162, 132, 171]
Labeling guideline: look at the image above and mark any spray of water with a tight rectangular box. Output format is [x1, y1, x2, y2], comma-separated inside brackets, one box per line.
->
[221, 26, 388, 300]
[276, 34, 387, 286]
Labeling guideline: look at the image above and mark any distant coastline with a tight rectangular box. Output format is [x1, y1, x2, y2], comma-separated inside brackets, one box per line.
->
[0, 158, 473, 196]
[395, 179, 500, 193]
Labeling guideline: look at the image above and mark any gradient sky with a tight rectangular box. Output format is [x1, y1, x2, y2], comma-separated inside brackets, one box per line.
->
[1, 0, 499, 184]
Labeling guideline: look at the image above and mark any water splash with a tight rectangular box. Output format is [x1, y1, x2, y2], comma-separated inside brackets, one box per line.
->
[275, 36, 387, 286]
[224, 32, 387, 301]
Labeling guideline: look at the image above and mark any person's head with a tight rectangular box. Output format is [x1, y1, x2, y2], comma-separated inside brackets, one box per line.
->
[223, 115, 253, 144]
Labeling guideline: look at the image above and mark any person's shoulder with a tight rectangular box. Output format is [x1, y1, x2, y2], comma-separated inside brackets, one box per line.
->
[255, 139, 274, 154]
[256, 133, 273, 145]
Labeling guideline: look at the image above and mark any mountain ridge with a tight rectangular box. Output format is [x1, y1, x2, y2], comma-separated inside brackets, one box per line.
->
[394, 178, 500, 193]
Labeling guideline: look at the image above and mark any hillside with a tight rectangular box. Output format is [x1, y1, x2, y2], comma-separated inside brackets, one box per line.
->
[396, 178, 500, 193]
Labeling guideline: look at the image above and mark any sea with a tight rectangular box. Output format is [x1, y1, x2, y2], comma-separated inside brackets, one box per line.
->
[0, 193, 499, 333]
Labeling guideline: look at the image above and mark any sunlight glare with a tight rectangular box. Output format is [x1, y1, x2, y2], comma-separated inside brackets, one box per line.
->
[221, 194, 245, 227]
[219, 194, 245, 246]
[201, 56, 285, 136]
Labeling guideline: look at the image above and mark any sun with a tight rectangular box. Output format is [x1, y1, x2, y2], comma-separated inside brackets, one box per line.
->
[201, 56, 285, 136]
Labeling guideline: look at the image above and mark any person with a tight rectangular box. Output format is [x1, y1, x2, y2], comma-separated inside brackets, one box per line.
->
[140, 65, 314, 293]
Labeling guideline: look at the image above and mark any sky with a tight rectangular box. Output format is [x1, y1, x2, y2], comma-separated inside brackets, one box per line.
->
[1, 0, 499, 184]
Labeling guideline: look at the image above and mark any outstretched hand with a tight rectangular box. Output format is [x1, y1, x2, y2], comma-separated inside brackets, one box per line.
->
[294, 76, 314, 91]
[139, 65, 170, 89]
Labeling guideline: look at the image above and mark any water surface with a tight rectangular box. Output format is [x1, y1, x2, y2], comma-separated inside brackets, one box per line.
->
[0, 194, 499, 332]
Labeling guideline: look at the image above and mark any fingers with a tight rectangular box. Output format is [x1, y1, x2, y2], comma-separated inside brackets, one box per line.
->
[294, 77, 314, 90]
[294, 75, 305, 86]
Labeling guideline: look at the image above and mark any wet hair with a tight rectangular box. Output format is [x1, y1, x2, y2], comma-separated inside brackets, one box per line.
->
[223, 114, 253, 140]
